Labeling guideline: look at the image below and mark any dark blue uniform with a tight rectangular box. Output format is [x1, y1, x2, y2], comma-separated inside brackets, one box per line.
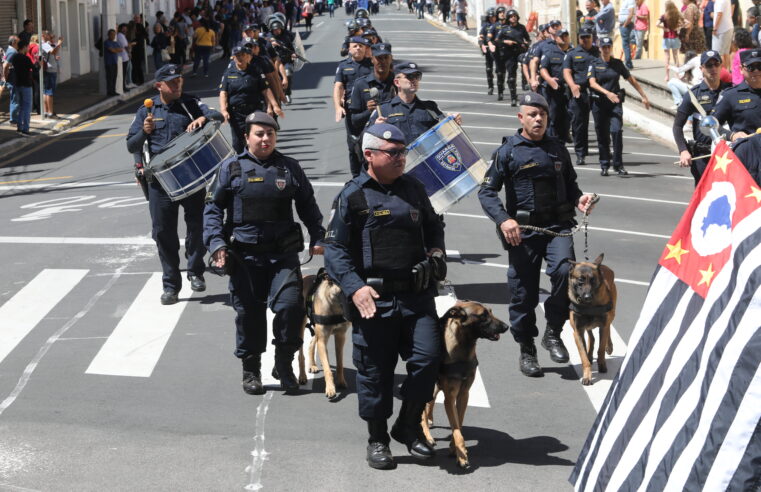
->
[265, 30, 296, 98]
[336, 56, 373, 175]
[711, 81, 761, 135]
[368, 96, 443, 143]
[673, 80, 730, 184]
[324, 171, 444, 420]
[493, 22, 530, 101]
[203, 149, 325, 360]
[219, 64, 270, 153]
[539, 40, 570, 140]
[477, 130, 583, 342]
[348, 72, 396, 136]
[562, 44, 600, 162]
[726, 134, 761, 185]
[126, 94, 220, 294]
[479, 20, 495, 92]
[588, 56, 630, 171]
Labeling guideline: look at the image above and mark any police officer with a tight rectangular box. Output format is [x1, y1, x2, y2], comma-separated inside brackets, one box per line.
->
[126, 64, 223, 304]
[368, 62, 462, 142]
[335, 36, 373, 176]
[539, 28, 571, 138]
[362, 28, 383, 45]
[673, 51, 730, 185]
[530, 20, 561, 91]
[563, 26, 600, 165]
[219, 45, 282, 154]
[478, 93, 597, 377]
[491, 9, 530, 105]
[712, 48, 761, 141]
[521, 25, 547, 93]
[725, 134, 761, 185]
[340, 19, 362, 57]
[324, 123, 446, 470]
[347, 42, 396, 176]
[265, 20, 297, 104]
[204, 112, 326, 395]
[588, 36, 650, 176]
[478, 8, 497, 95]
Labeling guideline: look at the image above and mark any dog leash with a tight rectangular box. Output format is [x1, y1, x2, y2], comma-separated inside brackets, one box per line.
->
[518, 193, 600, 261]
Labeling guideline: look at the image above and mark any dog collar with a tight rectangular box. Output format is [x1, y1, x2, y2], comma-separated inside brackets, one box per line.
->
[570, 301, 613, 316]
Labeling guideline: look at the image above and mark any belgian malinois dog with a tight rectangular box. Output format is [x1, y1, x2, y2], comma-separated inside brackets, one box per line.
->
[299, 271, 350, 398]
[420, 301, 509, 470]
[567, 254, 617, 386]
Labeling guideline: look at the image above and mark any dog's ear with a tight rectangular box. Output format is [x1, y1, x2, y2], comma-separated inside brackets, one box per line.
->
[593, 253, 604, 267]
[445, 306, 468, 322]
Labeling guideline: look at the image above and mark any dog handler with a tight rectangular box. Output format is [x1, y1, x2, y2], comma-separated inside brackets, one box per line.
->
[324, 123, 447, 470]
[478, 93, 597, 378]
[203, 111, 325, 396]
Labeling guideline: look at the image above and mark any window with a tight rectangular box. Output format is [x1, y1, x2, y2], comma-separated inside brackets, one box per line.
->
[79, 3, 87, 49]
[59, 1, 68, 49]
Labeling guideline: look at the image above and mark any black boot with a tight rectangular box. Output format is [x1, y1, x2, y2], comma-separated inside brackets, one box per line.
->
[511, 97, 518, 107]
[390, 400, 434, 459]
[272, 346, 299, 393]
[488, 86, 494, 95]
[242, 354, 265, 395]
[519, 339, 543, 377]
[498, 92, 504, 101]
[367, 420, 395, 469]
[541, 325, 570, 363]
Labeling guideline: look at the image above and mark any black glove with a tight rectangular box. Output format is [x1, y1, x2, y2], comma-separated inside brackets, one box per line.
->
[412, 259, 431, 293]
[429, 250, 447, 281]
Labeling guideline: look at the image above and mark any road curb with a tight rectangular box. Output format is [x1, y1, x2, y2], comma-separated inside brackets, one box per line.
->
[0, 51, 225, 161]
[424, 13, 480, 48]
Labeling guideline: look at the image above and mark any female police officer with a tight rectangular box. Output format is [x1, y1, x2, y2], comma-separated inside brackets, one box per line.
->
[204, 111, 325, 396]
[588, 36, 650, 175]
[219, 45, 282, 154]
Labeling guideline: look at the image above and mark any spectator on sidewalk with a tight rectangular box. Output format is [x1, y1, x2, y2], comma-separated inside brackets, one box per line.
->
[41, 31, 62, 118]
[659, 1, 684, 80]
[3, 36, 19, 126]
[634, 0, 650, 58]
[129, 15, 149, 85]
[150, 23, 169, 71]
[452, 0, 468, 30]
[170, 12, 189, 67]
[731, 28, 754, 84]
[117, 24, 134, 92]
[682, 0, 706, 53]
[26, 34, 41, 116]
[667, 50, 700, 105]
[703, 0, 715, 46]
[619, 0, 636, 69]
[731, 0, 741, 26]
[18, 20, 34, 45]
[595, 0, 616, 38]
[440, 0, 451, 23]
[10, 40, 33, 135]
[192, 18, 215, 77]
[712, 0, 734, 68]
[104, 29, 122, 96]
[303, 1, 315, 31]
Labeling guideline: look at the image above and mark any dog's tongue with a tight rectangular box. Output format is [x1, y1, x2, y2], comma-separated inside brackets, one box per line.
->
[491, 334, 500, 341]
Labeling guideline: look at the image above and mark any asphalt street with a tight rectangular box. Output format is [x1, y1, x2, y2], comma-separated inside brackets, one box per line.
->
[0, 8, 694, 491]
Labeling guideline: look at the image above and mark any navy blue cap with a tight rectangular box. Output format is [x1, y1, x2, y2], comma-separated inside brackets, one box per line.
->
[599, 36, 613, 47]
[245, 111, 280, 131]
[362, 28, 378, 37]
[519, 92, 549, 113]
[349, 35, 371, 47]
[549, 19, 562, 26]
[243, 23, 259, 31]
[395, 61, 421, 75]
[740, 48, 761, 66]
[539, 23, 549, 32]
[701, 50, 722, 65]
[558, 29, 569, 36]
[579, 26, 594, 37]
[232, 45, 251, 55]
[155, 64, 182, 82]
[365, 123, 405, 144]
[371, 42, 392, 56]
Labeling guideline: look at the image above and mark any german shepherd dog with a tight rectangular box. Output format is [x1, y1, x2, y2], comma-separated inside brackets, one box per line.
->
[420, 301, 509, 470]
[298, 270, 350, 398]
[567, 254, 617, 386]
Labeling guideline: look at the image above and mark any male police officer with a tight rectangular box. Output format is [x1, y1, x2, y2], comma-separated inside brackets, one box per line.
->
[265, 20, 297, 104]
[204, 112, 325, 395]
[324, 123, 446, 469]
[478, 8, 497, 95]
[563, 26, 600, 166]
[368, 62, 462, 143]
[478, 93, 596, 377]
[126, 64, 223, 304]
[334, 36, 373, 175]
[530, 20, 561, 91]
[491, 9, 530, 105]
[673, 50, 730, 185]
[712, 48, 761, 141]
[539, 28, 571, 140]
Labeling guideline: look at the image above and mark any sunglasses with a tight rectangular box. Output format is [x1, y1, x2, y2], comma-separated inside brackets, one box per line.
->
[368, 147, 407, 159]
[405, 73, 422, 81]
[744, 63, 761, 72]
[703, 61, 720, 68]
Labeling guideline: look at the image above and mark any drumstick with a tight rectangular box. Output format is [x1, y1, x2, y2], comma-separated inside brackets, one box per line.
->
[673, 153, 712, 166]
[369, 87, 382, 118]
[144, 98, 154, 116]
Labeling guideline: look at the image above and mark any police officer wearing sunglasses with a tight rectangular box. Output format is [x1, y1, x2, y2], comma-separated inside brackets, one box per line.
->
[324, 123, 446, 470]
[712, 49, 761, 142]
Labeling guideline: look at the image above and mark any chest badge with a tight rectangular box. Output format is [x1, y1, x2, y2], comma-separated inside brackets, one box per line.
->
[410, 208, 419, 222]
[276, 178, 286, 190]
[435, 143, 463, 172]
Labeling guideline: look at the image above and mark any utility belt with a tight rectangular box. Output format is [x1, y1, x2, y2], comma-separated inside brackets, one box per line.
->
[591, 89, 625, 103]
[230, 104, 259, 114]
[686, 140, 711, 158]
[365, 276, 416, 295]
[363, 252, 446, 296]
[231, 224, 304, 255]
[515, 202, 575, 226]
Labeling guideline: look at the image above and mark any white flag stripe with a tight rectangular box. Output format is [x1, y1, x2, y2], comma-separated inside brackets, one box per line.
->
[261, 310, 314, 390]
[86, 273, 190, 377]
[0, 269, 88, 364]
[703, 360, 761, 490]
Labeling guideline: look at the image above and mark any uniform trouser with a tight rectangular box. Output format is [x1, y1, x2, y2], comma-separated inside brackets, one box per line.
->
[504, 53, 520, 99]
[147, 181, 206, 292]
[352, 297, 441, 420]
[591, 100, 624, 169]
[345, 115, 362, 177]
[229, 110, 251, 154]
[483, 50, 494, 89]
[541, 85, 570, 141]
[229, 254, 305, 359]
[690, 156, 709, 185]
[507, 232, 575, 342]
[568, 88, 591, 160]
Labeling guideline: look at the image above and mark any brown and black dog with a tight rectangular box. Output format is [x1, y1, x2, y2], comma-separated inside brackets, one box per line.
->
[567, 254, 617, 386]
[420, 301, 509, 470]
[298, 271, 351, 399]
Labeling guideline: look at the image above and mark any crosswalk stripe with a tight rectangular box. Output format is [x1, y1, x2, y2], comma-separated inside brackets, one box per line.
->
[0, 269, 88, 365]
[262, 310, 314, 390]
[86, 273, 191, 378]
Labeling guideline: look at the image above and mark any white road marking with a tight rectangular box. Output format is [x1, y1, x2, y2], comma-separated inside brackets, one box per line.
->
[463, 125, 516, 131]
[0, 236, 155, 245]
[313, 21, 324, 28]
[421, 89, 489, 95]
[424, 74, 485, 81]
[86, 273, 191, 377]
[573, 166, 694, 180]
[0, 181, 128, 191]
[0, 269, 88, 364]
[425, 81, 487, 88]
[392, 48, 476, 53]
[261, 310, 314, 390]
[456, 111, 517, 119]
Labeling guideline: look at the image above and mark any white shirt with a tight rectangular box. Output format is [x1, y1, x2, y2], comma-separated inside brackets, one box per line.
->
[42, 41, 59, 73]
[670, 55, 703, 84]
[453, 0, 466, 13]
[117, 32, 130, 61]
[713, 0, 734, 34]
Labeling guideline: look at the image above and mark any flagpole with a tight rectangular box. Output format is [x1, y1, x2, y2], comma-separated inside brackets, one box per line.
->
[37, 0, 44, 120]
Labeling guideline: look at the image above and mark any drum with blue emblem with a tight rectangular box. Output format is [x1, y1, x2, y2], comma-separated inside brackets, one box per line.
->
[147, 120, 234, 201]
[404, 115, 489, 214]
